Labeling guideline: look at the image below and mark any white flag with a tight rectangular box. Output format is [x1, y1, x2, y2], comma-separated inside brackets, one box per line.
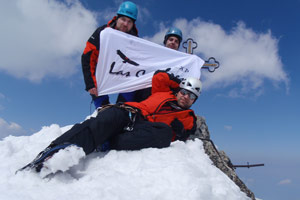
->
[96, 28, 204, 96]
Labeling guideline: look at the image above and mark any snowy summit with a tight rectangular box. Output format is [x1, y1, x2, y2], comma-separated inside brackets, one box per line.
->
[0, 119, 251, 200]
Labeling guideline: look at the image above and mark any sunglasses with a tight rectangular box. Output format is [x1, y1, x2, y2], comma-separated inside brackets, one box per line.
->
[179, 89, 197, 100]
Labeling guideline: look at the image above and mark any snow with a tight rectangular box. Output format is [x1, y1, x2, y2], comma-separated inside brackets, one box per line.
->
[0, 119, 251, 200]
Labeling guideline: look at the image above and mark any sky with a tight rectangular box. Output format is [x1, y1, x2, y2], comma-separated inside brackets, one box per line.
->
[0, 0, 299, 199]
[0, 123, 251, 200]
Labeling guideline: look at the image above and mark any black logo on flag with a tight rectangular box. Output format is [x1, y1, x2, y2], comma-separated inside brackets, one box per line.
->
[109, 50, 145, 77]
[117, 50, 139, 66]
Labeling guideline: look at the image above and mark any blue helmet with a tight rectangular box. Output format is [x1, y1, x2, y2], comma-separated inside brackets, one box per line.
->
[117, 1, 138, 21]
[164, 27, 183, 44]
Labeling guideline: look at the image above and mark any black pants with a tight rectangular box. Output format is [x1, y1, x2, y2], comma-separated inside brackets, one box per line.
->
[110, 120, 172, 151]
[52, 106, 172, 155]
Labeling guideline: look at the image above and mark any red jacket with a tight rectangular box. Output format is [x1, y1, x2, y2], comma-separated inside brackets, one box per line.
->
[81, 16, 139, 91]
[125, 71, 197, 140]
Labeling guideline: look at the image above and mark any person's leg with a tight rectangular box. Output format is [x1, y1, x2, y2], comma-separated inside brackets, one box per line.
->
[92, 95, 110, 109]
[16, 143, 75, 173]
[110, 121, 172, 151]
[133, 87, 152, 102]
[18, 106, 131, 172]
[52, 106, 130, 154]
[116, 91, 135, 103]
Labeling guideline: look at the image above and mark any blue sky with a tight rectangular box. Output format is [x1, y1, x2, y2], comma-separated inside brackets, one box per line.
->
[0, 0, 299, 199]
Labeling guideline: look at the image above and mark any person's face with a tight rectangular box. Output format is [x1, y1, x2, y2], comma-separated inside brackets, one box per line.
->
[165, 36, 180, 50]
[176, 89, 196, 109]
[115, 16, 134, 33]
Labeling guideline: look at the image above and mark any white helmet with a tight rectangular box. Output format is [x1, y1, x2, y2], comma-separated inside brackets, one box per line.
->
[179, 77, 202, 97]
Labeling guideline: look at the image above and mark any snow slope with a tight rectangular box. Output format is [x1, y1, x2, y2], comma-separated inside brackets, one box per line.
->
[0, 121, 251, 200]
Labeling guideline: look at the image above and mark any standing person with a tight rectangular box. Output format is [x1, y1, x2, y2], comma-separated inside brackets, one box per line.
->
[82, 1, 139, 109]
[164, 27, 183, 50]
[134, 27, 183, 102]
[19, 70, 202, 172]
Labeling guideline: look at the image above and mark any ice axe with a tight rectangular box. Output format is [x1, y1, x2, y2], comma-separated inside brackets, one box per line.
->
[182, 38, 220, 72]
[231, 162, 265, 169]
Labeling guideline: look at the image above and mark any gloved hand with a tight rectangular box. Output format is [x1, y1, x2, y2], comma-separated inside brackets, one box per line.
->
[154, 68, 171, 75]
[167, 72, 181, 84]
[154, 69, 180, 84]
[171, 118, 189, 141]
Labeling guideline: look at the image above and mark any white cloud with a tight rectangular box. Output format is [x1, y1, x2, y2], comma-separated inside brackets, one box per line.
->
[143, 23, 168, 45]
[146, 18, 289, 97]
[0, 118, 26, 139]
[136, 6, 151, 25]
[278, 179, 292, 185]
[96, 1, 118, 22]
[0, 93, 5, 100]
[0, 0, 98, 82]
[0, 93, 5, 111]
[224, 125, 232, 131]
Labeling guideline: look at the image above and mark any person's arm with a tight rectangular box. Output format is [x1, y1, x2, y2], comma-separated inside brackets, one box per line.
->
[151, 70, 181, 94]
[81, 26, 103, 93]
[171, 118, 196, 141]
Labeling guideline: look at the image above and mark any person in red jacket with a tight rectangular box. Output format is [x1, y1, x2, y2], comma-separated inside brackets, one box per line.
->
[82, 1, 139, 109]
[19, 70, 202, 172]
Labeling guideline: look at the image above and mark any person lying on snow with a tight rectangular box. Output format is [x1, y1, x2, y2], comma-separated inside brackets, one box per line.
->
[19, 70, 202, 172]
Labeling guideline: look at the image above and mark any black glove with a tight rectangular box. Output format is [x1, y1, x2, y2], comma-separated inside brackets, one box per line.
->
[171, 118, 189, 141]
[168, 73, 181, 84]
[154, 68, 171, 75]
[154, 69, 181, 84]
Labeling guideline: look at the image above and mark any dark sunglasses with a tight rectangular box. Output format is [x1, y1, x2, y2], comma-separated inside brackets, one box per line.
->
[179, 89, 197, 100]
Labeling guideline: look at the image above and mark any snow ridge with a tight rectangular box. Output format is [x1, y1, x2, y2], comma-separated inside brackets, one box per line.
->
[0, 123, 250, 200]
